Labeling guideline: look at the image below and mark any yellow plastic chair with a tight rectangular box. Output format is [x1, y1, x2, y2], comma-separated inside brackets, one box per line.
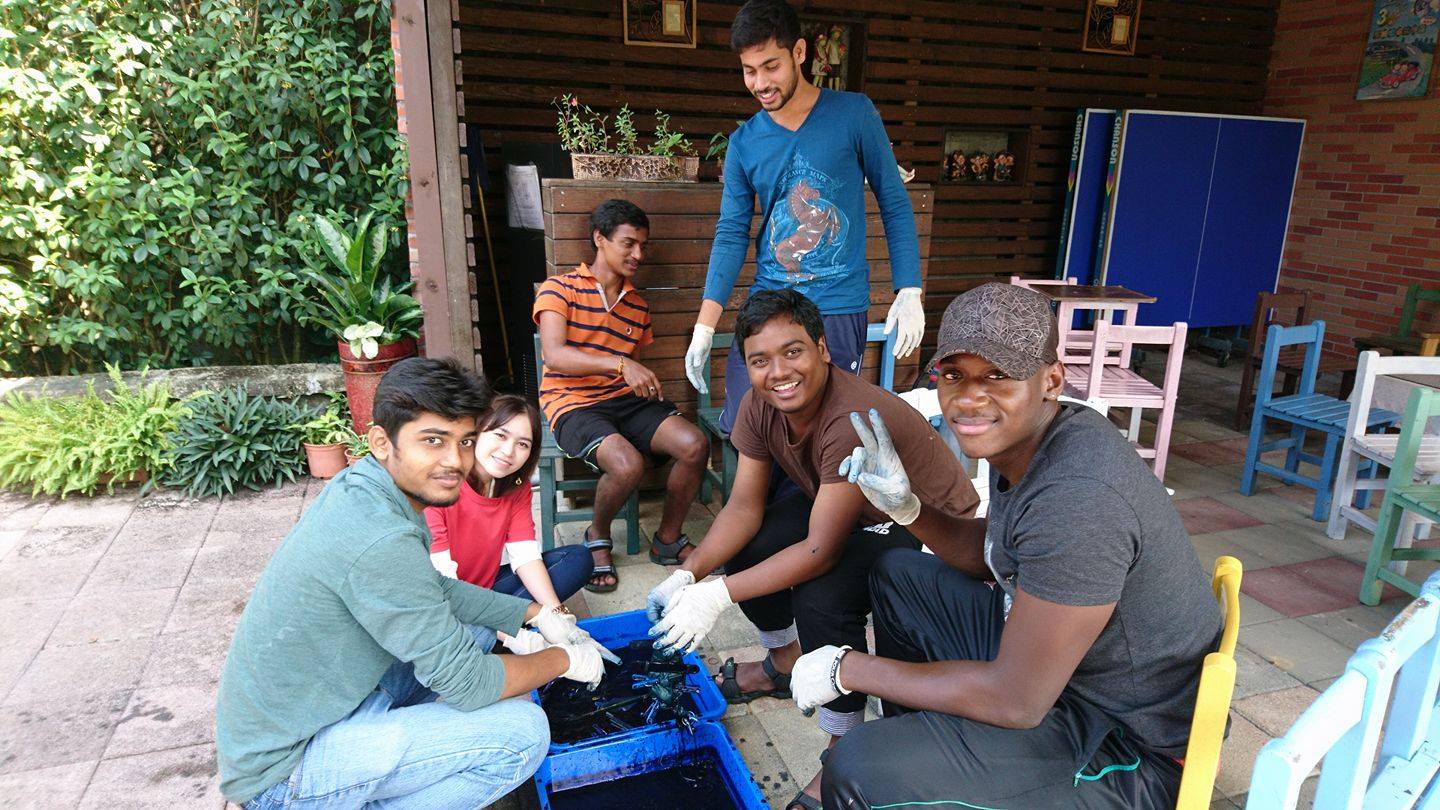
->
[1175, 555, 1243, 809]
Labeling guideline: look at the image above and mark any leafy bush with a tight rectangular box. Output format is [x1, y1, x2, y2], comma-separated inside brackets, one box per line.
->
[0, 370, 186, 497]
[164, 386, 310, 497]
[0, 0, 407, 375]
[292, 399, 352, 445]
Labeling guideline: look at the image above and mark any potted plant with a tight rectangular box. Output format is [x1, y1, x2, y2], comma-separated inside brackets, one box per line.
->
[292, 402, 353, 479]
[345, 429, 371, 467]
[706, 121, 743, 179]
[302, 212, 423, 433]
[554, 95, 699, 182]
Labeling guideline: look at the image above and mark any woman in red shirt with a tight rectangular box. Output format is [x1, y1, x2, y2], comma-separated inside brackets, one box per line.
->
[425, 394, 591, 606]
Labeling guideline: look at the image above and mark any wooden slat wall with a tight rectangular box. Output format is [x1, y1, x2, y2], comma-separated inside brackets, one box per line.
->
[541, 180, 933, 415]
[457, 0, 1279, 378]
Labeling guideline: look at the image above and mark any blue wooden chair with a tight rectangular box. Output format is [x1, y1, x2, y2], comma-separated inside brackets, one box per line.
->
[697, 323, 897, 503]
[1246, 570, 1440, 808]
[1240, 321, 1399, 521]
[533, 334, 640, 554]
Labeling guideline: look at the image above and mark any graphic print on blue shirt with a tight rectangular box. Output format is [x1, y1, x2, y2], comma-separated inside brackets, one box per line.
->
[766, 153, 850, 292]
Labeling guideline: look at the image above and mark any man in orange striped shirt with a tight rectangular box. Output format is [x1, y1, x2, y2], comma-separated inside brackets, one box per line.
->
[533, 199, 710, 593]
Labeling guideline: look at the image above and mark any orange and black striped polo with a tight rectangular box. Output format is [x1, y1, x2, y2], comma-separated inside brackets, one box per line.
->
[532, 263, 653, 425]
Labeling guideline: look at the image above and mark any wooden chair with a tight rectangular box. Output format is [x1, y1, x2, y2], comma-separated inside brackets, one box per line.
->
[1240, 321, 1400, 522]
[1354, 282, 1440, 356]
[1175, 556, 1244, 810]
[1246, 570, 1440, 806]
[1325, 351, 1440, 546]
[1063, 320, 1187, 480]
[1235, 291, 1356, 430]
[1010, 275, 1139, 366]
[532, 334, 640, 553]
[697, 323, 896, 503]
[1361, 386, 1440, 605]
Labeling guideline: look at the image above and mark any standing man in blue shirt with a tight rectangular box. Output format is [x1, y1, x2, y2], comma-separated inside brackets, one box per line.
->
[683, 0, 925, 431]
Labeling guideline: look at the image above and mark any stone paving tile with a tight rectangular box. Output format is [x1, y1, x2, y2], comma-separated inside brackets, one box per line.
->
[1232, 684, 1322, 738]
[47, 588, 177, 648]
[164, 576, 254, 636]
[1174, 418, 1246, 442]
[1241, 618, 1357, 685]
[186, 539, 279, 588]
[1176, 497, 1265, 535]
[0, 553, 97, 601]
[1231, 647, 1305, 701]
[1242, 564, 1354, 618]
[751, 704, 829, 792]
[140, 627, 231, 689]
[1212, 489, 1317, 526]
[1299, 601, 1407, 651]
[1214, 712, 1269, 798]
[12, 526, 113, 561]
[1203, 522, 1335, 569]
[1167, 459, 1249, 499]
[33, 496, 137, 530]
[79, 547, 197, 596]
[6, 638, 153, 706]
[105, 682, 217, 758]
[721, 711, 797, 808]
[79, 742, 221, 809]
[0, 529, 21, 564]
[1237, 592, 1285, 627]
[0, 762, 95, 808]
[0, 689, 130, 775]
[1172, 441, 1248, 467]
[107, 505, 219, 555]
[1289, 554, 1406, 605]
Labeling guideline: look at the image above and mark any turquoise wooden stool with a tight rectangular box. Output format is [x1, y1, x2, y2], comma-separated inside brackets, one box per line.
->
[1362, 386, 1440, 605]
[1240, 321, 1398, 521]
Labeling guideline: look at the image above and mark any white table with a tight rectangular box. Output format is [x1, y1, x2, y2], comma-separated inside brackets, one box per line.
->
[1371, 374, 1440, 435]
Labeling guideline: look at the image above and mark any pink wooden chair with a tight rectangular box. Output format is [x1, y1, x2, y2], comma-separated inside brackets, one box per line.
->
[1064, 320, 1188, 480]
[1009, 276, 1139, 366]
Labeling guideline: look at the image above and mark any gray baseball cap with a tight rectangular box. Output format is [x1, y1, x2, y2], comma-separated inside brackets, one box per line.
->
[926, 283, 1059, 379]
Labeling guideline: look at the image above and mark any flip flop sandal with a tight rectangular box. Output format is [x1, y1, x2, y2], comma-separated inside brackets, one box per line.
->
[649, 533, 693, 566]
[786, 790, 821, 810]
[582, 528, 619, 594]
[716, 653, 792, 703]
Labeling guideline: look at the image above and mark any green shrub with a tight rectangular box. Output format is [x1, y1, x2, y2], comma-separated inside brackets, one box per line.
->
[0, 370, 186, 497]
[164, 386, 310, 497]
[0, 0, 407, 375]
[292, 400, 352, 446]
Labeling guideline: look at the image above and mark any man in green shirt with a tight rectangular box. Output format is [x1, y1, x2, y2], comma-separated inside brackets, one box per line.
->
[217, 358, 611, 808]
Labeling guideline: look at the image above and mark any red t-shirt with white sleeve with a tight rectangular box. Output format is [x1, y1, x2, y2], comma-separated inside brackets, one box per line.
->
[424, 480, 536, 588]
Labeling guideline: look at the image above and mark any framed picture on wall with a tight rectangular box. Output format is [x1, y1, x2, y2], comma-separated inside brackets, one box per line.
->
[623, 0, 697, 49]
[1355, 0, 1438, 101]
[799, 17, 865, 92]
[940, 130, 1023, 184]
[1083, 0, 1142, 56]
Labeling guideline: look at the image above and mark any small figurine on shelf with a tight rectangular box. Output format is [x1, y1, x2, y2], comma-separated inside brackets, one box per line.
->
[944, 150, 968, 182]
[968, 151, 992, 182]
[993, 150, 1016, 182]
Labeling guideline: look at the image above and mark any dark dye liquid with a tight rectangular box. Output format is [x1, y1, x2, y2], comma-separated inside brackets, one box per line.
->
[548, 752, 737, 810]
[540, 639, 701, 745]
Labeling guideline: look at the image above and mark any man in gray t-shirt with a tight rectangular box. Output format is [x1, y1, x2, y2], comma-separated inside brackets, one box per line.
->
[785, 283, 1221, 809]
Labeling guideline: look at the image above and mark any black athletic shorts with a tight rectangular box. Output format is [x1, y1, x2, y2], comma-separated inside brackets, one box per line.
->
[551, 393, 681, 472]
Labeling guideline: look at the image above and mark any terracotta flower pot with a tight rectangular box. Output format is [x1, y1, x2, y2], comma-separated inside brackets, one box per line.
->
[97, 469, 149, 488]
[345, 450, 367, 467]
[304, 442, 348, 479]
[338, 337, 418, 433]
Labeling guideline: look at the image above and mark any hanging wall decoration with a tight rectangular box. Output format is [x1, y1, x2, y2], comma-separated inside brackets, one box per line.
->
[1356, 0, 1438, 101]
[624, 0, 697, 49]
[799, 17, 866, 92]
[1083, 0, 1142, 56]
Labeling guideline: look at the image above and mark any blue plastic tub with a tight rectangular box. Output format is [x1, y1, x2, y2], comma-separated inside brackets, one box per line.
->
[535, 721, 769, 810]
[533, 609, 726, 753]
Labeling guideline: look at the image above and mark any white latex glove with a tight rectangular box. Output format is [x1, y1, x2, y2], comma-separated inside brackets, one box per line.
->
[837, 409, 921, 525]
[557, 642, 605, 689]
[685, 323, 715, 394]
[884, 287, 924, 359]
[646, 569, 695, 624]
[649, 577, 733, 654]
[499, 628, 549, 655]
[792, 644, 852, 715]
[528, 606, 621, 665]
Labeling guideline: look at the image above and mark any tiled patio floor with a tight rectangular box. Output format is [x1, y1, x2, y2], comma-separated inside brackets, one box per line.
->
[0, 352, 1427, 809]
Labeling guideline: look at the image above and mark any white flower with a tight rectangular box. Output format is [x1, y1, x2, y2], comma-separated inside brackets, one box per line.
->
[343, 322, 385, 359]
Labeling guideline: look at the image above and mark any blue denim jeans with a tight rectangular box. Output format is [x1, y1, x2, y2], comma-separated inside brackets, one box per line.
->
[245, 626, 548, 809]
[490, 545, 592, 604]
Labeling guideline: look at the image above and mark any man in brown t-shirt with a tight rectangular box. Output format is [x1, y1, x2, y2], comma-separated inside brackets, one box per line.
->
[646, 289, 979, 808]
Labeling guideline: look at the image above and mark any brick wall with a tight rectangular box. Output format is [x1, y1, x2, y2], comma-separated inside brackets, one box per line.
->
[1264, 0, 1440, 358]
